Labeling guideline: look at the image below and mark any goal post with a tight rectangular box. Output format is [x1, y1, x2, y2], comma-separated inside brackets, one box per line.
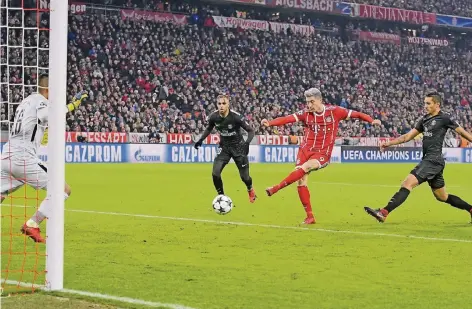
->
[0, 0, 68, 293]
[45, 0, 68, 291]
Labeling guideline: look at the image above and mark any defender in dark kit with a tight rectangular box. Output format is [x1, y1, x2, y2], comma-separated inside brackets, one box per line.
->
[364, 91, 472, 223]
[195, 95, 257, 203]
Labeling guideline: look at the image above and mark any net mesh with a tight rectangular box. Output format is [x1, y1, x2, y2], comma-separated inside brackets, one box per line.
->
[1, 0, 50, 294]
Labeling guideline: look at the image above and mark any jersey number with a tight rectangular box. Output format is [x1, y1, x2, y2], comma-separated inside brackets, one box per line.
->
[11, 109, 24, 136]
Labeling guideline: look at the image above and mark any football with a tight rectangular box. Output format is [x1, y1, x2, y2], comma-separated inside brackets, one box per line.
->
[212, 195, 233, 215]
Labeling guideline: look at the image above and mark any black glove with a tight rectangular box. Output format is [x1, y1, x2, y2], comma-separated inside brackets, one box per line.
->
[194, 140, 203, 149]
[243, 142, 250, 155]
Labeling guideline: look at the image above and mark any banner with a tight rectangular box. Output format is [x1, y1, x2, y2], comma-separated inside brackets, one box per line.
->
[39, 0, 86, 14]
[265, 0, 335, 12]
[66, 132, 127, 143]
[128, 133, 167, 144]
[436, 14, 472, 29]
[166, 145, 259, 163]
[407, 37, 449, 47]
[166, 133, 220, 145]
[340, 146, 462, 163]
[128, 144, 165, 163]
[36, 143, 126, 163]
[121, 9, 188, 25]
[356, 4, 436, 25]
[358, 31, 400, 44]
[212, 16, 269, 30]
[4, 143, 470, 164]
[334, 2, 355, 16]
[463, 149, 472, 163]
[269, 22, 315, 36]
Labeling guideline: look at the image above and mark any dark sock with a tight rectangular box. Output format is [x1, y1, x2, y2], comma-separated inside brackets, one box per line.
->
[212, 175, 224, 195]
[384, 187, 411, 213]
[243, 177, 253, 191]
[446, 195, 472, 212]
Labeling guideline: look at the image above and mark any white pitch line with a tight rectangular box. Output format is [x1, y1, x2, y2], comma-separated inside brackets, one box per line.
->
[2, 204, 472, 244]
[2, 280, 198, 309]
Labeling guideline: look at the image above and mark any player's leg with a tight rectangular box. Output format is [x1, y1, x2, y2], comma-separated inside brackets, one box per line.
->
[233, 154, 256, 203]
[364, 169, 422, 223]
[212, 148, 231, 195]
[0, 167, 25, 203]
[266, 148, 322, 196]
[21, 160, 71, 243]
[429, 173, 472, 222]
[297, 174, 315, 224]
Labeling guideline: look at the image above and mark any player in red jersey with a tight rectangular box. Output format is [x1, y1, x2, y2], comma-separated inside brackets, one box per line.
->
[261, 88, 381, 224]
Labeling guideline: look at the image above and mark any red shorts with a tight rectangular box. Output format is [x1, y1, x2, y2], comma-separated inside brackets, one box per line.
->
[296, 148, 330, 170]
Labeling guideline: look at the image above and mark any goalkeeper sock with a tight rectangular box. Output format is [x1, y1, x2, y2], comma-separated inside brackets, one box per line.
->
[213, 175, 224, 195]
[276, 168, 306, 191]
[445, 195, 472, 212]
[297, 185, 313, 217]
[27, 193, 70, 228]
[384, 187, 410, 213]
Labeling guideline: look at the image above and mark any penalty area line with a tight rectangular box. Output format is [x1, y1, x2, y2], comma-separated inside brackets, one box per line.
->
[2, 280, 198, 309]
[2, 204, 471, 244]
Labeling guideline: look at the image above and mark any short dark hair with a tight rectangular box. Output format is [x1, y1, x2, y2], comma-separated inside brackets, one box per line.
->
[38, 73, 49, 88]
[425, 90, 442, 105]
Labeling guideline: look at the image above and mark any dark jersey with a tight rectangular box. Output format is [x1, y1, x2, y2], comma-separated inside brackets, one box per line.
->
[205, 110, 255, 146]
[414, 111, 460, 163]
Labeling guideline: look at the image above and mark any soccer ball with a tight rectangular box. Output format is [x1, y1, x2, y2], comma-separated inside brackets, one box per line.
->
[212, 195, 233, 215]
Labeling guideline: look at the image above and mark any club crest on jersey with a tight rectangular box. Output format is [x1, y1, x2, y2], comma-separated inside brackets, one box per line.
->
[228, 124, 233, 129]
[325, 116, 332, 123]
[431, 120, 436, 126]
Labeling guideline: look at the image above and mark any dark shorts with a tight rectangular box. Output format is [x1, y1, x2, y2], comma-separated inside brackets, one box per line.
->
[215, 144, 248, 169]
[410, 160, 445, 189]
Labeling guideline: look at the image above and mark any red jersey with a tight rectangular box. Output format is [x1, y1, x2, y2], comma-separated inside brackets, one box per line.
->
[268, 105, 373, 157]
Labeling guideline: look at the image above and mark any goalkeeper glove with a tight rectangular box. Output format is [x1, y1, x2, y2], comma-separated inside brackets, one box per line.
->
[67, 91, 88, 112]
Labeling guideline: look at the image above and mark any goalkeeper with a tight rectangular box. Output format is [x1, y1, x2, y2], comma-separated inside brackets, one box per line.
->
[0, 74, 88, 243]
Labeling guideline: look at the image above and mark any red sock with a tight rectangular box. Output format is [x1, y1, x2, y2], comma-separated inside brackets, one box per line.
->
[297, 185, 313, 217]
[276, 168, 306, 192]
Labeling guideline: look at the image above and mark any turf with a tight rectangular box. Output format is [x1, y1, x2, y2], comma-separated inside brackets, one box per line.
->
[1, 163, 472, 309]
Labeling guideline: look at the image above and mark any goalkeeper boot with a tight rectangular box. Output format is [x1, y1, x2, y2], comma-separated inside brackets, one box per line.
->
[364, 207, 388, 223]
[21, 224, 45, 243]
[248, 188, 257, 203]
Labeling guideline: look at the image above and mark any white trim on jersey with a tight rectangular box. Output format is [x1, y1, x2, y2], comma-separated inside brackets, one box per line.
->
[320, 112, 327, 151]
[293, 113, 299, 122]
[310, 113, 317, 152]
[327, 110, 336, 156]
[230, 110, 241, 115]
[346, 110, 352, 120]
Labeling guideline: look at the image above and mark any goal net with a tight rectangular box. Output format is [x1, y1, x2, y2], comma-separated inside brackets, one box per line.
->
[1, 0, 67, 294]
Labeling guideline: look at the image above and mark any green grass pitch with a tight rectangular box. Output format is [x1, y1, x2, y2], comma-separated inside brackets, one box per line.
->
[1, 163, 472, 309]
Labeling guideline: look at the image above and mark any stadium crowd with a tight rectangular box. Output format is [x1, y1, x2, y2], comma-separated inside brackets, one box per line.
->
[1, 0, 472, 140]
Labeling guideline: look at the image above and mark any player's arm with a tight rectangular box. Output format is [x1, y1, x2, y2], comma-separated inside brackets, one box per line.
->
[339, 108, 381, 125]
[238, 115, 255, 155]
[381, 129, 421, 151]
[455, 127, 472, 143]
[261, 113, 301, 127]
[194, 115, 215, 149]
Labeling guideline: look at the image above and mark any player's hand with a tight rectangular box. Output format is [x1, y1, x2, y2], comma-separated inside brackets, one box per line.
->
[243, 142, 250, 155]
[379, 141, 390, 152]
[194, 140, 203, 150]
[372, 119, 381, 126]
[261, 119, 270, 127]
[71, 91, 88, 109]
